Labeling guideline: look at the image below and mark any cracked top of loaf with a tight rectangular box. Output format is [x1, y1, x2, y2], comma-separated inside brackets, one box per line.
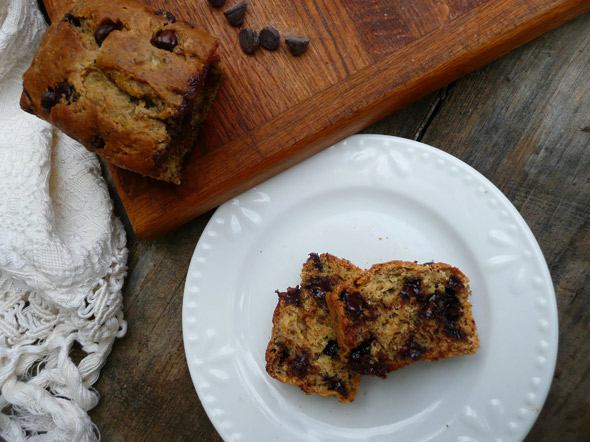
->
[20, 0, 220, 183]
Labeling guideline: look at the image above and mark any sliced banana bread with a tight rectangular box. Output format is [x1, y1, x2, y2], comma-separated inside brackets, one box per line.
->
[265, 253, 362, 402]
[326, 261, 479, 378]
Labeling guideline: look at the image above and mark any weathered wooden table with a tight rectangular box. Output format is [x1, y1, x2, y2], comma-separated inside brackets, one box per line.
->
[41, 2, 590, 440]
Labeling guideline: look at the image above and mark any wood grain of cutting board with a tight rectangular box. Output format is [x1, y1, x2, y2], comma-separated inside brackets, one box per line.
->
[42, 0, 589, 239]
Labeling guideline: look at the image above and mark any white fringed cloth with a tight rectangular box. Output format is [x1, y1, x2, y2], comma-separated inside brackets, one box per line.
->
[0, 1, 128, 440]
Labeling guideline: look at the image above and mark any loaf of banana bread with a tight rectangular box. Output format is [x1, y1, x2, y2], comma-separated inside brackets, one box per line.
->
[20, 0, 221, 184]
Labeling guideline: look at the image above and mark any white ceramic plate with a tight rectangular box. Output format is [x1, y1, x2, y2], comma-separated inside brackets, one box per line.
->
[182, 135, 557, 442]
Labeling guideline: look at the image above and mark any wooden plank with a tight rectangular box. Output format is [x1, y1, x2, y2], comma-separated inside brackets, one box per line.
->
[41, 0, 590, 238]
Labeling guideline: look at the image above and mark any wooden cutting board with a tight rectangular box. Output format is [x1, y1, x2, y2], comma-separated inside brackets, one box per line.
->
[42, 0, 589, 239]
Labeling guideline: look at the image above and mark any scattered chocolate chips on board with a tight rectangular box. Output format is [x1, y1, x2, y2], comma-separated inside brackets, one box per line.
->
[259, 26, 280, 51]
[239, 27, 259, 55]
[285, 35, 310, 56]
[223, 1, 247, 27]
[211, 0, 310, 56]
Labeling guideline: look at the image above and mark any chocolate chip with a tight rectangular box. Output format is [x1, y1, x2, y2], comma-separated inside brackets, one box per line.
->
[399, 337, 426, 360]
[285, 35, 309, 56]
[307, 286, 326, 302]
[445, 275, 464, 295]
[344, 292, 362, 310]
[419, 295, 438, 319]
[323, 375, 348, 397]
[238, 27, 258, 55]
[348, 338, 387, 376]
[90, 134, 105, 149]
[399, 277, 424, 300]
[442, 300, 461, 321]
[154, 10, 176, 24]
[349, 340, 371, 367]
[63, 13, 81, 27]
[223, 1, 247, 27]
[307, 253, 323, 271]
[322, 340, 339, 358]
[287, 349, 311, 378]
[444, 324, 466, 340]
[40, 81, 76, 112]
[152, 29, 179, 52]
[278, 346, 290, 364]
[41, 89, 56, 112]
[54, 82, 74, 102]
[276, 286, 302, 306]
[440, 287, 466, 340]
[259, 26, 280, 51]
[207, 0, 226, 8]
[153, 148, 169, 163]
[341, 290, 367, 319]
[304, 276, 339, 303]
[94, 19, 122, 46]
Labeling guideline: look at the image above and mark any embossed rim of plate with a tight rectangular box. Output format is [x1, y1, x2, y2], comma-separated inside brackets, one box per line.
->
[182, 134, 558, 442]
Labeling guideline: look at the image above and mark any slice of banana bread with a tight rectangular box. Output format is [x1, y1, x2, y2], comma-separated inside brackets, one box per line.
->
[326, 261, 479, 378]
[265, 253, 362, 402]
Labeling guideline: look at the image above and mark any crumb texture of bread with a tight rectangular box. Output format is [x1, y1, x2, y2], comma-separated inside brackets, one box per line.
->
[326, 261, 479, 378]
[20, 0, 221, 184]
[265, 253, 362, 402]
